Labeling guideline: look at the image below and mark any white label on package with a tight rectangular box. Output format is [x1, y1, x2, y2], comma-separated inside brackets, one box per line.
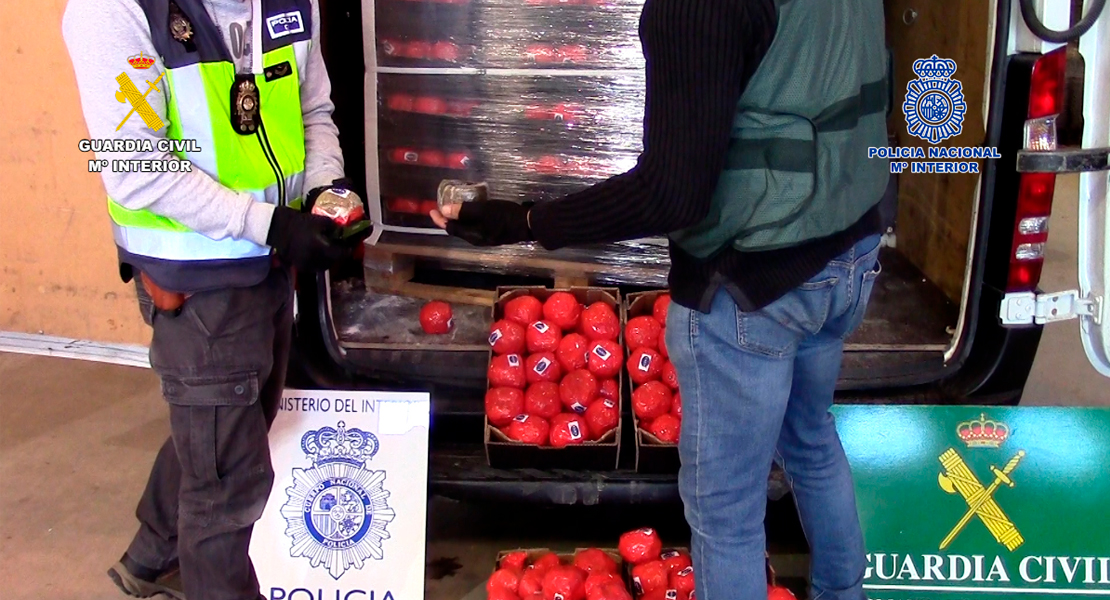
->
[679, 567, 694, 577]
[489, 329, 503, 347]
[661, 550, 680, 560]
[638, 353, 653, 372]
[533, 357, 552, 374]
[532, 321, 550, 333]
[569, 422, 583, 440]
[571, 402, 586, 414]
[513, 414, 529, 423]
[593, 345, 611, 360]
[507, 354, 521, 367]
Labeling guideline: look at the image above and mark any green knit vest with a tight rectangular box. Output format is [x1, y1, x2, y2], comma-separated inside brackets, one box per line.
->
[670, 0, 891, 257]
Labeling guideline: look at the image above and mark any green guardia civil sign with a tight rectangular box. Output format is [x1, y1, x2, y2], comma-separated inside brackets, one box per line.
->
[833, 405, 1110, 600]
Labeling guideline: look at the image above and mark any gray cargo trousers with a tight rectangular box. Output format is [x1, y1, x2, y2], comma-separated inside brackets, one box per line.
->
[126, 266, 293, 600]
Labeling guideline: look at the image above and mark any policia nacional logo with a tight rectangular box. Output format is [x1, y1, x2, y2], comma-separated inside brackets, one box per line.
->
[903, 54, 967, 144]
[280, 421, 396, 579]
[937, 414, 1025, 552]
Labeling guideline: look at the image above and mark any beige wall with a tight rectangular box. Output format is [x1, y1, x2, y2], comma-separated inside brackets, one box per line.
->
[0, 1, 147, 344]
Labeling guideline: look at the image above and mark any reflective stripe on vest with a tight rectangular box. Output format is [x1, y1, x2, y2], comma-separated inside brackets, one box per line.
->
[108, 2, 309, 264]
[669, 0, 890, 257]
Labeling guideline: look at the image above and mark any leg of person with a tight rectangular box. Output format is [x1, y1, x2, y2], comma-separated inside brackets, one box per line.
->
[111, 279, 185, 599]
[668, 284, 833, 600]
[261, 267, 294, 429]
[775, 235, 882, 600]
[148, 268, 290, 600]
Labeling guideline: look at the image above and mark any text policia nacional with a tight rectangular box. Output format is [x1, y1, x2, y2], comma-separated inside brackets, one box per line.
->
[868, 145, 1002, 174]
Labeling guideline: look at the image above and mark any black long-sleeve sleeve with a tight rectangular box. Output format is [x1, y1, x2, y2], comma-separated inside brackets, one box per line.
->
[529, 0, 776, 249]
[528, 0, 882, 312]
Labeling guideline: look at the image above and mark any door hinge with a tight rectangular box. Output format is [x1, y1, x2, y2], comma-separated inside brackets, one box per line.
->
[1000, 290, 1103, 326]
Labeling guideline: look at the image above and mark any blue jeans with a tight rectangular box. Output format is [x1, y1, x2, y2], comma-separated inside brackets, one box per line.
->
[666, 234, 882, 600]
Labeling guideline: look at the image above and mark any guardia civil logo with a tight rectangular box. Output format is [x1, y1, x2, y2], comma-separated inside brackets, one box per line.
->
[903, 54, 967, 144]
[280, 421, 396, 580]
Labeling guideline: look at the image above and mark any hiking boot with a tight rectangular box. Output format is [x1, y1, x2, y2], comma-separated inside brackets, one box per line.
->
[107, 555, 185, 600]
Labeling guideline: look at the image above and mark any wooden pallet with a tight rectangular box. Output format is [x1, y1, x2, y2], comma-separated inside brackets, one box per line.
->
[363, 230, 671, 305]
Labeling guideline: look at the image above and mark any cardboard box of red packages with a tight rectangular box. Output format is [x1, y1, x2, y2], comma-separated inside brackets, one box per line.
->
[484, 286, 623, 470]
[483, 548, 631, 600]
[625, 290, 681, 475]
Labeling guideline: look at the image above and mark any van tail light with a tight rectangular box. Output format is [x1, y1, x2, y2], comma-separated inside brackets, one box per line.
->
[1006, 47, 1067, 293]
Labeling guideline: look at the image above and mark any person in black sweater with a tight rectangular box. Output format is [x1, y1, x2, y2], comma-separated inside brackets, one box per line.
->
[434, 1, 887, 598]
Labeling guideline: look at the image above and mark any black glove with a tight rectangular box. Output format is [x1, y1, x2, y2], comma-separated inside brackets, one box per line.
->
[266, 205, 352, 272]
[445, 200, 534, 247]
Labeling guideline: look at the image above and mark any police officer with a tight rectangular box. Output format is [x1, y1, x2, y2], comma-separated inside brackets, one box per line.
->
[433, 0, 888, 598]
[62, 0, 365, 598]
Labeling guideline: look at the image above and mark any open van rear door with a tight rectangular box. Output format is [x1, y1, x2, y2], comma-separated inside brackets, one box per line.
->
[1001, 0, 1110, 376]
[1076, 10, 1110, 376]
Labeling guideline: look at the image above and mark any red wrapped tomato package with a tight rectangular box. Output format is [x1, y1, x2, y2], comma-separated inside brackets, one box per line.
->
[502, 552, 530, 572]
[485, 388, 524, 427]
[506, 414, 550, 445]
[543, 292, 582, 331]
[488, 568, 523, 595]
[587, 341, 623, 378]
[573, 549, 618, 575]
[525, 382, 563, 419]
[647, 414, 682, 444]
[653, 294, 671, 326]
[505, 295, 544, 327]
[671, 566, 695, 597]
[580, 302, 620, 341]
[526, 352, 563, 384]
[584, 571, 623, 597]
[619, 528, 663, 565]
[627, 348, 664, 385]
[660, 550, 692, 574]
[625, 316, 662, 351]
[490, 354, 527, 389]
[556, 333, 590, 372]
[661, 361, 680, 390]
[633, 381, 673, 421]
[488, 587, 523, 600]
[639, 590, 679, 600]
[584, 398, 619, 439]
[311, 188, 365, 226]
[598, 379, 619, 400]
[531, 553, 563, 574]
[527, 320, 563, 354]
[768, 585, 798, 600]
[588, 583, 633, 600]
[489, 320, 527, 355]
[520, 569, 547, 597]
[631, 560, 670, 596]
[420, 301, 453, 334]
[550, 413, 589, 447]
[559, 369, 599, 414]
[542, 565, 587, 600]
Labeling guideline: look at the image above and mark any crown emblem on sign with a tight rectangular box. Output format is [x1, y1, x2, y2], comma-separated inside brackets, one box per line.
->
[127, 52, 156, 69]
[300, 421, 380, 467]
[957, 413, 1009, 448]
[912, 54, 958, 80]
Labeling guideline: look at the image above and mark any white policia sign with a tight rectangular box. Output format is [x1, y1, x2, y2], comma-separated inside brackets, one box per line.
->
[250, 390, 431, 600]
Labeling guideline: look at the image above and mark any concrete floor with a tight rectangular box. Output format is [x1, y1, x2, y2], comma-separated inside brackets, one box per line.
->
[1, 178, 1106, 600]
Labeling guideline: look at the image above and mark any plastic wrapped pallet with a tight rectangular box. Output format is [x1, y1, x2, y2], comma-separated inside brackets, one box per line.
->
[363, 0, 648, 232]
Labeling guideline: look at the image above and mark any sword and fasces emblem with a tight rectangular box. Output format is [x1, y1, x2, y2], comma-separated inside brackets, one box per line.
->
[115, 72, 165, 132]
[937, 413, 1025, 552]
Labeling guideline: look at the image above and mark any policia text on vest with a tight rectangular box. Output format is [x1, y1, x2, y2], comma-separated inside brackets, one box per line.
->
[869, 145, 1003, 174]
